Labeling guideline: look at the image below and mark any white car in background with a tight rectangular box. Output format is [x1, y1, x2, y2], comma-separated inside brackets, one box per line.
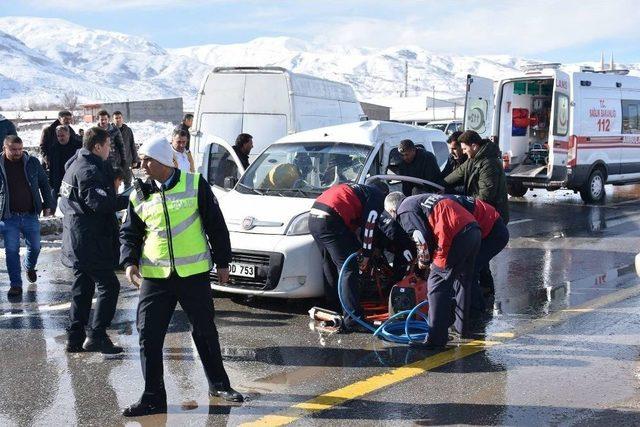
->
[425, 119, 463, 135]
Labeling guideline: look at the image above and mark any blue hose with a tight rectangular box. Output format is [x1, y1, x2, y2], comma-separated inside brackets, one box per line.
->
[337, 253, 430, 344]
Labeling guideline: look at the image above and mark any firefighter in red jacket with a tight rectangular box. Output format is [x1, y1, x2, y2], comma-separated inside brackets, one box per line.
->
[386, 192, 481, 347]
[309, 181, 388, 332]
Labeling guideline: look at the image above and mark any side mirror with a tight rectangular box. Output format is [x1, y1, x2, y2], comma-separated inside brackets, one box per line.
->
[224, 176, 238, 190]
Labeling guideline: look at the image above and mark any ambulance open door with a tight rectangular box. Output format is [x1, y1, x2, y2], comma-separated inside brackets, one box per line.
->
[463, 75, 495, 139]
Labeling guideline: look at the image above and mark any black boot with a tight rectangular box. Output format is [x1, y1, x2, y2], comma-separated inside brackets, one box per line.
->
[122, 399, 167, 417]
[83, 335, 124, 354]
[209, 387, 244, 402]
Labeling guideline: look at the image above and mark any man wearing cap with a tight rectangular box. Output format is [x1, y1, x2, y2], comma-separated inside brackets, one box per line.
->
[120, 137, 242, 417]
[59, 127, 129, 354]
[392, 139, 444, 196]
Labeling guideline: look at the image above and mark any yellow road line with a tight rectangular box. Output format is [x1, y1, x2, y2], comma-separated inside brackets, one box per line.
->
[242, 283, 640, 427]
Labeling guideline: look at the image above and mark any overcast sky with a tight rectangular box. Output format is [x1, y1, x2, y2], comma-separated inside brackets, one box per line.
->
[2, 0, 638, 62]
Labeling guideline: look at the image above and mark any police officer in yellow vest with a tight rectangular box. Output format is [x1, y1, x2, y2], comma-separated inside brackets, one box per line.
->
[119, 137, 243, 417]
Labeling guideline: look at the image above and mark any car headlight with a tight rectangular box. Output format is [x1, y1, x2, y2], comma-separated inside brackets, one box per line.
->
[286, 212, 310, 236]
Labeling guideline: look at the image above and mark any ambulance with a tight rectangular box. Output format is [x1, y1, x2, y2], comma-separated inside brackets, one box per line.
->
[464, 63, 640, 203]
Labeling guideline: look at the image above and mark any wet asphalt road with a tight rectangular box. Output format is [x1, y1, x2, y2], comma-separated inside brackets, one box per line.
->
[1, 185, 640, 426]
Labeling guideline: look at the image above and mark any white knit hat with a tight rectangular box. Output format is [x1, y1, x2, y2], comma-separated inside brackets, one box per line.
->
[138, 136, 176, 168]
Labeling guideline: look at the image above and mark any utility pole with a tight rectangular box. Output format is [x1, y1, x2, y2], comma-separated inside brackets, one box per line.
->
[404, 61, 408, 98]
[432, 86, 436, 120]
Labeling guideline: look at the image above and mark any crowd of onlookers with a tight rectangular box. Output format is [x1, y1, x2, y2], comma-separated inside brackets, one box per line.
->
[0, 109, 204, 298]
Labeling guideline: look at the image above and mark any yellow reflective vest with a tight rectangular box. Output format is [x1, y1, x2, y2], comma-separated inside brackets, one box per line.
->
[131, 172, 213, 278]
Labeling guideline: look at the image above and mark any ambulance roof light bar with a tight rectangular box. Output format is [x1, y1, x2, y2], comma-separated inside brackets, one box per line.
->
[522, 62, 562, 73]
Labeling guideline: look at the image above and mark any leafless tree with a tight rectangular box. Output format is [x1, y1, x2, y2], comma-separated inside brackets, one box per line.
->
[62, 91, 79, 110]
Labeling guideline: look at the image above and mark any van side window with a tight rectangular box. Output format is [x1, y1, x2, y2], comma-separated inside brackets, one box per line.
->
[622, 100, 640, 134]
[553, 93, 569, 136]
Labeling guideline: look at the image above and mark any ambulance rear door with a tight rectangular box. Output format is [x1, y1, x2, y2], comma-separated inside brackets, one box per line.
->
[463, 74, 495, 139]
[548, 70, 571, 180]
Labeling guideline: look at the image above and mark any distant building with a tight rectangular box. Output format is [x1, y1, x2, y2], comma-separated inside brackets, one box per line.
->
[360, 102, 390, 121]
[81, 97, 183, 124]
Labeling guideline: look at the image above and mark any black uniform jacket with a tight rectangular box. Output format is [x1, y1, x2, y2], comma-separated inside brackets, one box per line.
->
[59, 148, 129, 270]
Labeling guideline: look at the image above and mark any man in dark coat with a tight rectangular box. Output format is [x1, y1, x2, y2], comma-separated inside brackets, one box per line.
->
[390, 139, 444, 196]
[40, 110, 80, 170]
[233, 133, 253, 169]
[47, 125, 82, 204]
[443, 130, 509, 299]
[0, 135, 54, 298]
[441, 131, 468, 179]
[96, 109, 126, 171]
[59, 126, 129, 354]
[444, 130, 509, 223]
[0, 114, 17, 143]
[112, 111, 139, 188]
[177, 113, 193, 150]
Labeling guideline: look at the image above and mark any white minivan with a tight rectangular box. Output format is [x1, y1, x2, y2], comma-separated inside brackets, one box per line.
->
[464, 63, 640, 203]
[191, 66, 365, 168]
[202, 120, 449, 298]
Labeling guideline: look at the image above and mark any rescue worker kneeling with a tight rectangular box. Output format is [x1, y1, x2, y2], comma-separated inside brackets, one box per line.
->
[309, 181, 388, 332]
[119, 137, 242, 417]
[385, 192, 481, 347]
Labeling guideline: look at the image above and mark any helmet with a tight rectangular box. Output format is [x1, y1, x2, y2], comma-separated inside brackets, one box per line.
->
[268, 163, 300, 188]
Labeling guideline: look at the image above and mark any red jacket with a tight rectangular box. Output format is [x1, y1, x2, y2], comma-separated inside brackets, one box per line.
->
[397, 195, 476, 269]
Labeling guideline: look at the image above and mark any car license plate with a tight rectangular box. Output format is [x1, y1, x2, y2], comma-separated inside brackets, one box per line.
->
[214, 263, 256, 278]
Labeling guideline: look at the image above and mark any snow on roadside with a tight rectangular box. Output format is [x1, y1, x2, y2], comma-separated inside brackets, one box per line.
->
[18, 120, 177, 148]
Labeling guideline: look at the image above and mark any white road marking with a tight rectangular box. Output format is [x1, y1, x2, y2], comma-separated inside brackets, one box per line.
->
[602, 213, 640, 228]
[0, 298, 97, 319]
[610, 198, 640, 207]
[508, 218, 534, 226]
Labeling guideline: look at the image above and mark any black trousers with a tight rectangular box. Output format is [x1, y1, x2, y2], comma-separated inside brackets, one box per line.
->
[137, 272, 230, 404]
[427, 225, 481, 346]
[471, 218, 510, 311]
[68, 269, 121, 342]
[309, 213, 361, 318]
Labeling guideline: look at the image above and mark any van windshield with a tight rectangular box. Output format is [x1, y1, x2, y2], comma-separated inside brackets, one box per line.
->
[236, 142, 372, 198]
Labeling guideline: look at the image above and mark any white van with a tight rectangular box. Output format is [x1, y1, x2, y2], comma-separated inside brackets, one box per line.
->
[201, 120, 449, 298]
[464, 64, 640, 203]
[191, 66, 365, 167]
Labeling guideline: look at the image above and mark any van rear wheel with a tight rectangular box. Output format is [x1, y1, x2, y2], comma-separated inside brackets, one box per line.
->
[579, 169, 606, 204]
[507, 182, 527, 197]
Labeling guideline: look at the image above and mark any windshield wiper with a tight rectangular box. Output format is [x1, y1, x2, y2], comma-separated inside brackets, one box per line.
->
[290, 188, 319, 198]
[238, 182, 265, 196]
[261, 188, 286, 197]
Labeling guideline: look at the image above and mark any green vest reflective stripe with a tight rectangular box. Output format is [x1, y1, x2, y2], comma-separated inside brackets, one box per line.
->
[131, 172, 213, 278]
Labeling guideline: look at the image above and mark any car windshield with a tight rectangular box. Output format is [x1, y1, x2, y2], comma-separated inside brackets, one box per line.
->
[426, 123, 447, 131]
[237, 142, 372, 198]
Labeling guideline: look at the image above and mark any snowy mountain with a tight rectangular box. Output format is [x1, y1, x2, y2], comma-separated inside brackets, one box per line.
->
[0, 17, 210, 109]
[170, 38, 535, 100]
[1, 16, 638, 111]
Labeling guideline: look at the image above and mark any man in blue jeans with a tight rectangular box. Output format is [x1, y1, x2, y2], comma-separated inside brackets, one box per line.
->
[0, 135, 54, 298]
